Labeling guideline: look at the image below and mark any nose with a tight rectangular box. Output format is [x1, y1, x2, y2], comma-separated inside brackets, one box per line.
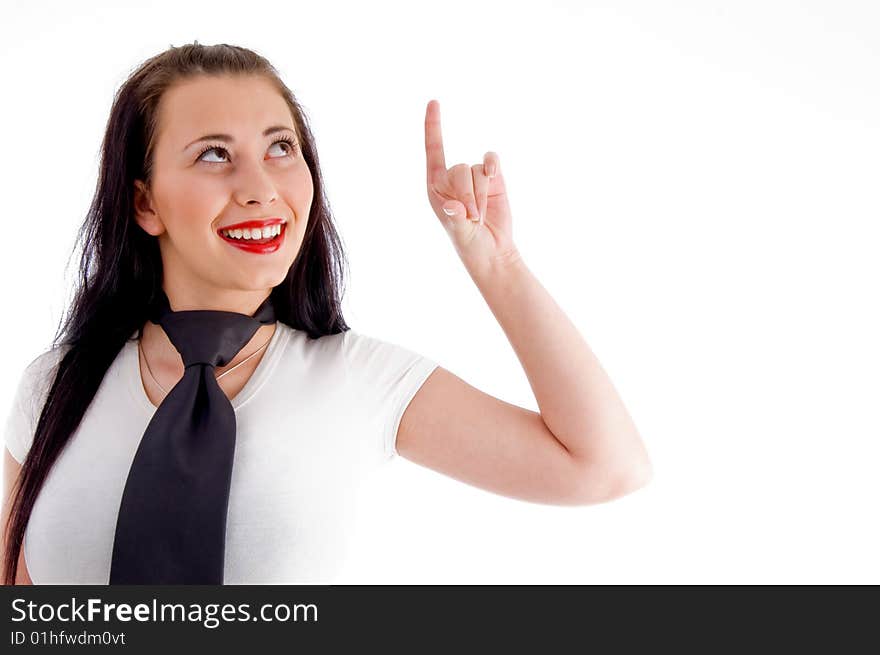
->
[232, 159, 278, 207]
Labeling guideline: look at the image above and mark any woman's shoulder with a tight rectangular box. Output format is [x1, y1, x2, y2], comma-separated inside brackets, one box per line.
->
[338, 327, 437, 374]
[276, 321, 345, 351]
[20, 343, 71, 384]
[7, 345, 72, 414]
[277, 325, 395, 368]
[4, 344, 73, 463]
[278, 324, 435, 374]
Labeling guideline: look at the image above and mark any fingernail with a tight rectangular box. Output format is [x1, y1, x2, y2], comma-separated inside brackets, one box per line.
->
[487, 166, 496, 178]
[442, 207, 455, 216]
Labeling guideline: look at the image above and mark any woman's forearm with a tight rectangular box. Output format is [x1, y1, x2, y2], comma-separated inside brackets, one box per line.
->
[470, 249, 653, 484]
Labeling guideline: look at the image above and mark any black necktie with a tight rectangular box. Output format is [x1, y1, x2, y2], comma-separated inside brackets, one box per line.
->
[109, 289, 277, 584]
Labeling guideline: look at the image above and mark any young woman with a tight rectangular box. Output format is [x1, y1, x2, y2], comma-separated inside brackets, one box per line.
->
[1, 42, 652, 585]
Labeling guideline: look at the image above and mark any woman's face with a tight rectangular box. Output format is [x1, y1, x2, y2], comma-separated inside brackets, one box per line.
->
[133, 74, 313, 304]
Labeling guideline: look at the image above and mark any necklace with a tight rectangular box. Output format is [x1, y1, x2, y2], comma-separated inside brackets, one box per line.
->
[138, 331, 273, 395]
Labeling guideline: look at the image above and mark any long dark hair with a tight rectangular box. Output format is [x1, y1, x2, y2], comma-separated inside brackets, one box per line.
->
[2, 41, 349, 584]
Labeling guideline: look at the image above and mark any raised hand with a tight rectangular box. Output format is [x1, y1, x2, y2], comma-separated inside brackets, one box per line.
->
[424, 99, 520, 277]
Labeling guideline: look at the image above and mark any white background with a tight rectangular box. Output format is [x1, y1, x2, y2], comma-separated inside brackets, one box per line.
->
[1, 0, 878, 584]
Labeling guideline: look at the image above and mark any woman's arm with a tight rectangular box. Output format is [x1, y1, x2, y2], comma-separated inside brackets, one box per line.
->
[402, 100, 652, 505]
[2, 448, 34, 584]
[397, 252, 652, 505]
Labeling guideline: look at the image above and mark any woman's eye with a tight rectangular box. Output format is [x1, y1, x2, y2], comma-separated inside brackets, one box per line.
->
[197, 138, 298, 164]
[269, 139, 297, 158]
[198, 147, 228, 163]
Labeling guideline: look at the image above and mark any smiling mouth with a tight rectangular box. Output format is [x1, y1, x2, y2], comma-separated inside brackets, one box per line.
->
[218, 223, 285, 245]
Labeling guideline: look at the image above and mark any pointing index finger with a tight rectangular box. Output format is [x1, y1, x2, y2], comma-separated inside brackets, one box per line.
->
[424, 99, 447, 182]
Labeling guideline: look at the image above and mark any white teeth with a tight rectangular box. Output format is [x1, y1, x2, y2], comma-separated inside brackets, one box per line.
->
[221, 224, 284, 240]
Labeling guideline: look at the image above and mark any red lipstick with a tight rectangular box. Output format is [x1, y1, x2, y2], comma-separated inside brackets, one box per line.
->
[218, 217, 285, 231]
[217, 217, 287, 254]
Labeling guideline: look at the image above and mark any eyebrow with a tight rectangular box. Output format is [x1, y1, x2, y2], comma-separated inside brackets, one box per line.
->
[183, 125, 296, 151]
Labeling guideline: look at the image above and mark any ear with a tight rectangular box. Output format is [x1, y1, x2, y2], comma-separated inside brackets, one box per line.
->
[133, 179, 166, 236]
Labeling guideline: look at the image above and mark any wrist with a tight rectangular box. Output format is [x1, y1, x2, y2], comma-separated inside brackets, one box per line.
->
[469, 246, 527, 287]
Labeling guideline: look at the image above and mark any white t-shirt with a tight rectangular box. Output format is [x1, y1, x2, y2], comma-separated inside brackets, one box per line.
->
[2, 322, 439, 584]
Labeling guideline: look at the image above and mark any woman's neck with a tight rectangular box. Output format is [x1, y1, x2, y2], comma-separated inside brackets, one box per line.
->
[162, 284, 273, 315]
[140, 319, 277, 377]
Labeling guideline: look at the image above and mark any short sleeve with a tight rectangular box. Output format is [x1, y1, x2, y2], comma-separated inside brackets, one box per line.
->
[3, 346, 68, 464]
[342, 329, 439, 462]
